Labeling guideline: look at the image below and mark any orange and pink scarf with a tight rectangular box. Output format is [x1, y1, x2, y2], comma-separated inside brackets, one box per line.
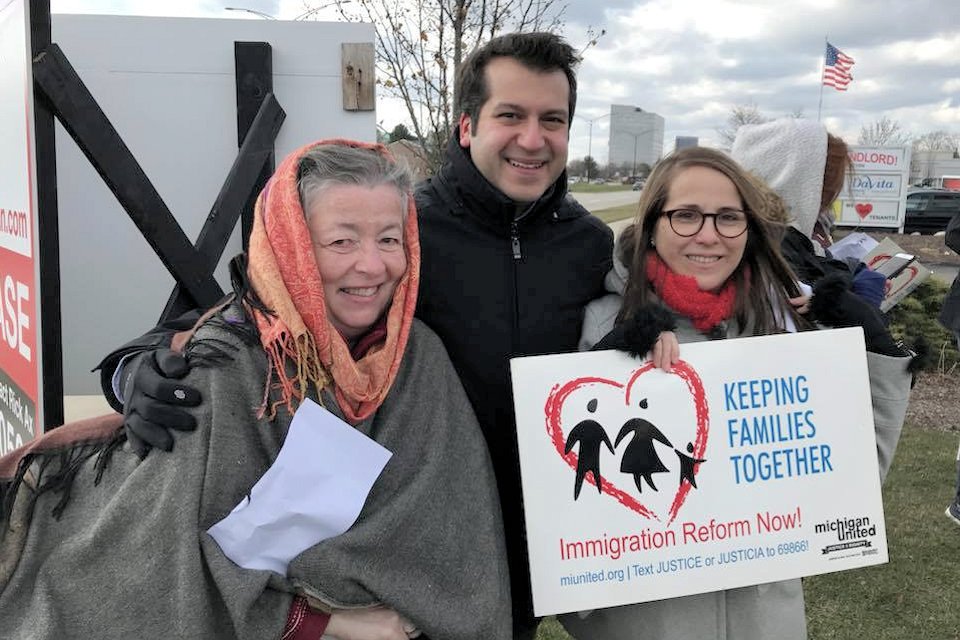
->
[246, 139, 420, 422]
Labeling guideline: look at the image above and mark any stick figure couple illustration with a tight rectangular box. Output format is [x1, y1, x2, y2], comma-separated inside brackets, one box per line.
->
[563, 398, 706, 500]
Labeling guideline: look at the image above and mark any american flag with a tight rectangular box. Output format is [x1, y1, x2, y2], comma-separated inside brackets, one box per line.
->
[823, 42, 855, 91]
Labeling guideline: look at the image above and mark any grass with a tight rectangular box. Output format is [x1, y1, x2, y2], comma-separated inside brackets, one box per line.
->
[568, 183, 633, 193]
[537, 425, 960, 639]
[804, 425, 960, 640]
[591, 203, 637, 224]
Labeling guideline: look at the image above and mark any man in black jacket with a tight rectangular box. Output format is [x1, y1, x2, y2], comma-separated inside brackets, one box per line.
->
[100, 32, 613, 637]
[415, 33, 612, 635]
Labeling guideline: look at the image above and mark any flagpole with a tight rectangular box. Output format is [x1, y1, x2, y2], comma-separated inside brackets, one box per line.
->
[817, 36, 826, 121]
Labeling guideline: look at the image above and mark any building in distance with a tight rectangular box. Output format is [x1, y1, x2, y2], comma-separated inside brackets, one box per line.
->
[608, 105, 665, 174]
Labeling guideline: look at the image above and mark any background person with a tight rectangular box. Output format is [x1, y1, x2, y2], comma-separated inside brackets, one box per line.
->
[0, 141, 510, 640]
[94, 32, 612, 638]
[939, 205, 960, 525]
[732, 118, 886, 305]
[732, 119, 922, 475]
[562, 146, 911, 640]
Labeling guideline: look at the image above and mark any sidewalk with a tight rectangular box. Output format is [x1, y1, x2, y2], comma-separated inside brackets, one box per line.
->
[64, 395, 115, 423]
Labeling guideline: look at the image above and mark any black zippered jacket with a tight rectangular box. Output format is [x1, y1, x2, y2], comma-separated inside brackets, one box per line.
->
[415, 134, 612, 627]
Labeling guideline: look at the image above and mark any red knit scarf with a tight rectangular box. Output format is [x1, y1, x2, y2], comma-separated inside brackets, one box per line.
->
[645, 252, 737, 333]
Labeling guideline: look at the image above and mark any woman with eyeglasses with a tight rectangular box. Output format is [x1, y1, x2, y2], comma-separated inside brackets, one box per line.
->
[560, 145, 908, 640]
[579, 146, 809, 358]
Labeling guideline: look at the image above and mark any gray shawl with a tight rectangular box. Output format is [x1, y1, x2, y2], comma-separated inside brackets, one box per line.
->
[0, 315, 510, 639]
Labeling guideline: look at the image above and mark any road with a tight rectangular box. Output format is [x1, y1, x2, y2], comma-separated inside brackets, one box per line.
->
[569, 189, 641, 212]
[930, 263, 958, 285]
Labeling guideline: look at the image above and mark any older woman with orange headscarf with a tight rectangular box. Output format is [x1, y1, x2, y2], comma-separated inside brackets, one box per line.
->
[0, 141, 510, 640]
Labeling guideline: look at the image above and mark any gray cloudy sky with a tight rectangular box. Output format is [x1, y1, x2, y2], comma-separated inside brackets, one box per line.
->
[562, 0, 960, 161]
[51, 0, 960, 163]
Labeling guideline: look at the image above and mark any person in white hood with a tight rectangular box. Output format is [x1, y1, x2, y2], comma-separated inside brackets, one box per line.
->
[732, 118, 864, 281]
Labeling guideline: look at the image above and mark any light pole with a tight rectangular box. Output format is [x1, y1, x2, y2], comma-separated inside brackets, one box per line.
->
[224, 7, 276, 19]
[574, 112, 610, 181]
[623, 128, 656, 178]
[224, 2, 351, 20]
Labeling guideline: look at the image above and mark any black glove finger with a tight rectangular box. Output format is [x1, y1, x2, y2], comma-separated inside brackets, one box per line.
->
[126, 428, 151, 460]
[143, 377, 202, 406]
[126, 412, 175, 453]
[128, 395, 198, 431]
[136, 359, 201, 406]
[154, 348, 191, 379]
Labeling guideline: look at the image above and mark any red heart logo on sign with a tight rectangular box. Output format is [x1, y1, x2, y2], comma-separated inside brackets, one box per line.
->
[543, 361, 709, 525]
[855, 203, 873, 218]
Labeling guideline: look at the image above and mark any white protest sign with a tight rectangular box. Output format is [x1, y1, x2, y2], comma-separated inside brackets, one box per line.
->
[511, 328, 887, 617]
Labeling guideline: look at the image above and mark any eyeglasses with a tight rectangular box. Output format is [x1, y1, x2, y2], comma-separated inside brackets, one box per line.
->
[662, 208, 749, 238]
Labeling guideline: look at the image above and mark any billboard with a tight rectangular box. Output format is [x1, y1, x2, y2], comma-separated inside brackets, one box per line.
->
[836, 146, 912, 230]
[0, 0, 41, 453]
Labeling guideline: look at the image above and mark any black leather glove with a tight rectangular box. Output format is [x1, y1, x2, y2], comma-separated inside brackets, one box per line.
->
[810, 274, 903, 357]
[121, 348, 201, 458]
[593, 304, 678, 357]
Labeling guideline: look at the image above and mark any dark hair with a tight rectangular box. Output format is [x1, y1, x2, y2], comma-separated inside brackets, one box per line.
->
[456, 32, 579, 134]
[618, 147, 806, 336]
[820, 133, 851, 212]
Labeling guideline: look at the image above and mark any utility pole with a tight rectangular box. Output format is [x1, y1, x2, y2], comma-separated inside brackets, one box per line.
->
[575, 111, 610, 181]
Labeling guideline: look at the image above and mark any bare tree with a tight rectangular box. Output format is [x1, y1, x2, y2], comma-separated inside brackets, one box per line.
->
[582, 155, 599, 181]
[312, 0, 599, 172]
[716, 104, 770, 148]
[566, 157, 585, 178]
[858, 116, 909, 146]
[911, 130, 960, 184]
[912, 130, 960, 152]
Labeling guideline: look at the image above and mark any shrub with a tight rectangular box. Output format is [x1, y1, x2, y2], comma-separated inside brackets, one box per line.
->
[887, 278, 959, 373]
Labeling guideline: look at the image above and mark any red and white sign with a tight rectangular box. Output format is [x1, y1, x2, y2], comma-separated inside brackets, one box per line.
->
[511, 330, 887, 616]
[837, 146, 912, 230]
[0, 0, 41, 452]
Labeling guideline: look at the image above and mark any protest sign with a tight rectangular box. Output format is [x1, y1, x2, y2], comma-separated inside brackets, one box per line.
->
[511, 328, 887, 617]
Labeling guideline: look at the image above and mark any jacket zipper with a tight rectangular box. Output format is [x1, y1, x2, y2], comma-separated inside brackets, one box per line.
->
[510, 221, 522, 331]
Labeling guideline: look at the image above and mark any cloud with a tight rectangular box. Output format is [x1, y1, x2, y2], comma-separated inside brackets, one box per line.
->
[566, 0, 960, 159]
[48, 0, 960, 160]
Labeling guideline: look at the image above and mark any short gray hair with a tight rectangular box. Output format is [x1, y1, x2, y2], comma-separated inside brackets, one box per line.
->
[297, 144, 413, 218]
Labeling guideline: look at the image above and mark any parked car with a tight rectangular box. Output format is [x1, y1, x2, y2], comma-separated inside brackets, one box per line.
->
[903, 189, 960, 234]
[632, 179, 645, 191]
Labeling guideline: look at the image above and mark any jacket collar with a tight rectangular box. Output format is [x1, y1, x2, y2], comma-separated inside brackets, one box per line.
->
[434, 130, 579, 228]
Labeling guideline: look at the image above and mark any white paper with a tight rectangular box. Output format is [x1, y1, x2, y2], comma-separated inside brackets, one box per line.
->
[828, 231, 878, 263]
[208, 398, 392, 575]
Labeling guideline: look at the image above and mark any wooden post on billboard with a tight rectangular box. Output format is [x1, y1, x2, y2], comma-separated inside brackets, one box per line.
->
[234, 41, 275, 250]
[30, 0, 63, 430]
